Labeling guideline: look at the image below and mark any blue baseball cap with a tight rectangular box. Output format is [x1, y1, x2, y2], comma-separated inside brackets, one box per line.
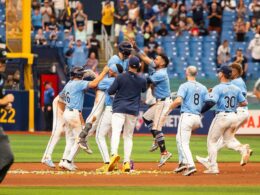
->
[110, 64, 119, 74]
[128, 56, 140, 69]
[217, 65, 232, 78]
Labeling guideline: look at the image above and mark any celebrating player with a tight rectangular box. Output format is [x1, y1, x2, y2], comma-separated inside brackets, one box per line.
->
[62, 66, 109, 171]
[165, 66, 208, 176]
[78, 41, 132, 152]
[198, 65, 248, 174]
[107, 56, 147, 172]
[131, 40, 172, 167]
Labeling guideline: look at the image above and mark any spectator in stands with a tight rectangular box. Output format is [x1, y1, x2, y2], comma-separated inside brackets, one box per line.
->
[101, 0, 114, 36]
[61, 12, 73, 32]
[74, 21, 88, 43]
[154, 2, 168, 28]
[232, 48, 248, 80]
[48, 26, 59, 43]
[192, 0, 205, 25]
[73, 2, 88, 27]
[12, 70, 20, 90]
[156, 46, 164, 56]
[114, 0, 128, 47]
[147, 35, 158, 58]
[190, 23, 200, 36]
[87, 33, 100, 59]
[142, 20, 154, 46]
[249, 17, 258, 33]
[234, 17, 247, 42]
[32, 0, 41, 10]
[84, 52, 98, 73]
[4, 75, 13, 90]
[42, 81, 54, 131]
[217, 40, 231, 67]
[41, 0, 53, 29]
[176, 19, 189, 36]
[47, 15, 59, 31]
[170, 16, 179, 32]
[198, 21, 209, 36]
[248, 33, 260, 63]
[249, 0, 260, 22]
[143, 0, 156, 22]
[236, 0, 247, 19]
[167, 2, 179, 26]
[208, 3, 222, 33]
[70, 39, 88, 67]
[32, 8, 43, 31]
[178, 4, 187, 21]
[156, 22, 168, 37]
[122, 20, 136, 41]
[128, 1, 140, 26]
[34, 28, 48, 45]
[52, 0, 68, 22]
[221, 0, 236, 12]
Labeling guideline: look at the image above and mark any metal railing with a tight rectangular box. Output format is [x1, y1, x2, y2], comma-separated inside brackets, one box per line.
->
[101, 25, 113, 61]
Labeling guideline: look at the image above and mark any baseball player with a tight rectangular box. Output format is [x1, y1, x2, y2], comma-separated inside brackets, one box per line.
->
[78, 41, 132, 152]
[196, 63, 252, 167]
[107, 56, 147, 172]
[62, 66, 109, 171]
[164, 66, 208, 176]
[198, 65, 248, 174]
[41, 69, 97, 169]
[131, 41, 172, 167]
[95, 64, 123, 172]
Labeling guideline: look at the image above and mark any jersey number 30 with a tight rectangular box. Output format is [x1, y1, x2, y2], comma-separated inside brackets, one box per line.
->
[224, 96, 235, 108]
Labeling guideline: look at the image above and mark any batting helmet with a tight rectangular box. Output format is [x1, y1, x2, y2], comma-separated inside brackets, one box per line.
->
[118, 41, 132, 58]
[83, 69, 97, 81]
[70, 67, 84, 78]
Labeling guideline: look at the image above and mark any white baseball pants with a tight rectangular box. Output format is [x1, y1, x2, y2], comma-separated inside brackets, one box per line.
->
[215, 107, 249, 152]
[86, 90, 105, 137]
[111, 113, 137, 163]
[143, 98, 172, 131]
[42, 96, 65, 161]
[96, 106, 112, 163]
[207, 112, 238, 169]
[176, 113, 201, 167]
[63, 109, 83, 162]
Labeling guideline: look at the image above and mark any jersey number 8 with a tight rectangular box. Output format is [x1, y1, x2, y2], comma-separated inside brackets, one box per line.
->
[194, 93, 200, 105]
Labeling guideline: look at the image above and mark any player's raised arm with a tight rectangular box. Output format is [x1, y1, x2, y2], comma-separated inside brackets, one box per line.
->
[130, 40, 153, 65]
[88, 66, 110, 88]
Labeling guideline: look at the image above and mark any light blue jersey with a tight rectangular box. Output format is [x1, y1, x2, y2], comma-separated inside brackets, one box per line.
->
[62, 80, 89, 111]
[177, 81, 208, 115]
[108, 55, 129, 71]
[149, 63, 171, 99]
[98, 77, 115, 106]
[231, 77, 247, 97]
[209, 82, 245, 113]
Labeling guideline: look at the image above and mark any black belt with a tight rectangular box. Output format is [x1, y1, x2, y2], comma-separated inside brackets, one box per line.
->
[156, 97, 170, 101]
[68, 108, 81, 113]
[216, 111, 236, 114]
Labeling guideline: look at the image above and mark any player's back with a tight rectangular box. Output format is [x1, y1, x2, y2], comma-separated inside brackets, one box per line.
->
[63, 80, 89, 111]
[231, 77, 247, 97]
[211, 82, 245, 113]
[178, 81, 208, 115]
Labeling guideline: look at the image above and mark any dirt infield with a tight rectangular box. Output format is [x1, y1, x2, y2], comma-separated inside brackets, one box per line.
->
[1, 162, 260, 187]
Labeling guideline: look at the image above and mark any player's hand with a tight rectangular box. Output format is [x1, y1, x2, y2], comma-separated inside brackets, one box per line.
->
[5, 103, 12, 110]
[4, 94, 14, 103]
[208, 88, 213, 92]
[102, 66, 110, 73]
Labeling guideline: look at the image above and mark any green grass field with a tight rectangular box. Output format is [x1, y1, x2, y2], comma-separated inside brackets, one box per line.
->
[8, 134, 260, 163]
[1, 186, 260, 195]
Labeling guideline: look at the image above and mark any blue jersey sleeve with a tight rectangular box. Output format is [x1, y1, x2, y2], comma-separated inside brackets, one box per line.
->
[177, 84, 187, 99]
[78, 80, 89, 90]
[149, 72, 166, 85]
[237, 89, 246, 103]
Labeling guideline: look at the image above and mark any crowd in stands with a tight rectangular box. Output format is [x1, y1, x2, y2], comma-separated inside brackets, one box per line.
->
[1, 0, 260, 83]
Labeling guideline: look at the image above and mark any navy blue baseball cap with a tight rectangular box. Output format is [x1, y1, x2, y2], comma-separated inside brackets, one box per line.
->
[128, 56, 140, 69]
[217, 65, 232, 78]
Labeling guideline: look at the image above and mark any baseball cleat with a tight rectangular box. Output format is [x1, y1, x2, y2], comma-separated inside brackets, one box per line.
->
[196, 155, 210, 169]
[42, 159, 55, 168]
[58, 159, 65, 169]
[71, 162, 78, 170]
[149, 141, 159, 152]
[183, 166, 197, 176]
[108, 155, 120, 172]
[240, 144, 253, 166]
[174, 162, 187, 173]
[122, 162, 131, 172]
[158, 151, 172, 167]
[203, 167, 219, 174]
[96, 164, 109, 172]
[78, 139, 93, 154]
[62, 161, 76, 171]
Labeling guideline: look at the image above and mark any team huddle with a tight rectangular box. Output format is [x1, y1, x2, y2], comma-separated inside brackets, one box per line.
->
[41, 40, 252, 176]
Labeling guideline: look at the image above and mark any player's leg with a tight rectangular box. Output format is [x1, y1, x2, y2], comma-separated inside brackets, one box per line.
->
[153, 100, 172, 167]
[122, 114, 137, 172]
[175, 114, 185, 172]
[41, 97, 64, 168]
[108, 113, 125, 171]
[0, 127, 14, 183]
[95, 107, 112, 172]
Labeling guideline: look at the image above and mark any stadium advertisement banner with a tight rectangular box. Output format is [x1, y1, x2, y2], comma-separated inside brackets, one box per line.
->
[236, 110, 260, 135]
